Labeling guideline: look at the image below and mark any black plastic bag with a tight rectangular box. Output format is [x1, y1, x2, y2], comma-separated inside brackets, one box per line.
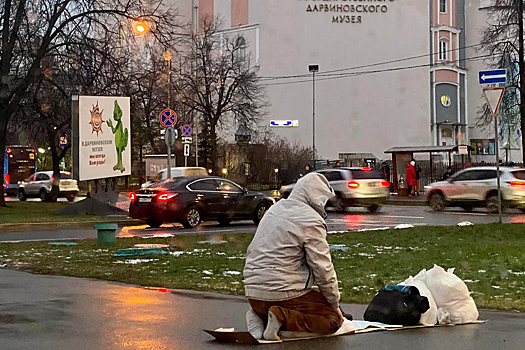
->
[363, 286, 430, 326]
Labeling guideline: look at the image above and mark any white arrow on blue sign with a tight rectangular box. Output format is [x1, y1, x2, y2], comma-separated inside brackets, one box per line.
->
[270, 120, 299, 127]
[479, 69, 507, 85]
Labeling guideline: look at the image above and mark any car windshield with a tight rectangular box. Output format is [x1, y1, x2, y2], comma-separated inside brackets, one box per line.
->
[351, 169, 382, 179]
[511, 170, 525, 180]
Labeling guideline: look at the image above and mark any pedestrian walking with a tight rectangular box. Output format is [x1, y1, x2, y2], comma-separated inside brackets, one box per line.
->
[442, 166, 453, 181]
[406, 160, 417, 197]
[243, 173, 345, 340]
[415, 164, 421, 195]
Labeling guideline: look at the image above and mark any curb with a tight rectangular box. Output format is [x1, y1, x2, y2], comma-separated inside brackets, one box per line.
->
[0, 219, 142, 233]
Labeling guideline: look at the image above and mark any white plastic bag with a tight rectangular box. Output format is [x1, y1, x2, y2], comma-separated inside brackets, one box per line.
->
[400, 277, 438, 325]
[423, 265, 478, 324]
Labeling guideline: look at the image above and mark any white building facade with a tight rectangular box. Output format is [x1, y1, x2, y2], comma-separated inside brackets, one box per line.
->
[173, 0, 523, 163]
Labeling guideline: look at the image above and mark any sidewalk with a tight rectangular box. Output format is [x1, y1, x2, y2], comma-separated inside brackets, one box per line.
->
[1, 268, 523, 350]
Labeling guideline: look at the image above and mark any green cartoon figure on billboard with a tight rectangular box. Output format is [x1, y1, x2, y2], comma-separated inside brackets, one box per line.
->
[107, 100, 129, 172]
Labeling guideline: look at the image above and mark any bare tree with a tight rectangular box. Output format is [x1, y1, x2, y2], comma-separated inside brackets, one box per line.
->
[0, 0, 180, 206]
[480, 0, 525, 160]
[174, 18, 268, 173]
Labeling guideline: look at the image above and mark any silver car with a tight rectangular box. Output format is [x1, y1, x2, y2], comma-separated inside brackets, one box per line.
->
[280, 168, 390, 212]
[425, 166, 525, 213]
[18, 171, 79, 202]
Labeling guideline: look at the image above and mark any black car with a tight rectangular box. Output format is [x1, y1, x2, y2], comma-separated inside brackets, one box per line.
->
[129, 176, 275, 228]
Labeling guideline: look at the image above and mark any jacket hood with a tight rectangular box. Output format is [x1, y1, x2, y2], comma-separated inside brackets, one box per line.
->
[289, 173, 335, 218]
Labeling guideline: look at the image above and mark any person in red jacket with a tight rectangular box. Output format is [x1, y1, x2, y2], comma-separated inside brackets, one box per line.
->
[406, 160, 417, 196]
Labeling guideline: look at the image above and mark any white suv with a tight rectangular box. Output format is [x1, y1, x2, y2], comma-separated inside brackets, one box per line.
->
[425, 166, 525, 213]
[18, 171, 79, 202]
[280, 168, 390, 212]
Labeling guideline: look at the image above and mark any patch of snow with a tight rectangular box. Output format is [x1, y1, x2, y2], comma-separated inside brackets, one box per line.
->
[144, 234, 174, 238]
[216, 252, 226, 255]
[492, 285, 501, 289]
[457, 221, 474, 226]
[394, 224, 414, 229]
[169, 251, 184, 257]
[463, 279, 479, 283]
[367, 274, 377, 278]
[203, 270, 213, 275]
[508, 270, 525, 276]
[478, 270, 486, 273]
[223, 271, 241, 276]
[113, 259, 158, 265]
[357, 227, 390, 232]
[230, 281, 240, 285]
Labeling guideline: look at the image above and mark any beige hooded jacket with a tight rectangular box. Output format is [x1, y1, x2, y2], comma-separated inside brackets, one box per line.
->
[243, 173, 341, 310]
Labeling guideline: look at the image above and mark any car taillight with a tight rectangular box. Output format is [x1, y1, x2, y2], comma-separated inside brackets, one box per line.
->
[5, 174, 10, 184]
[361, 167, 372, 171]
[347, 181, 360, 189]
[381, 181, 390, 188]
[157, 192, 178, 202]
[129, 193, 137, 201]
[508, 181, 525, 187]
[6, 148, 12, 154]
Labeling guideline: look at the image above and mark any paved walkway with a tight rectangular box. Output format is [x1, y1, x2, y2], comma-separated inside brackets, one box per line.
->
[1, 269, 524, 350]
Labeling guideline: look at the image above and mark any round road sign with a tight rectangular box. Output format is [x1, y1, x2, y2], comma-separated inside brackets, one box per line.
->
[159, 109, 177, 128]
[181, 124, 193, 137]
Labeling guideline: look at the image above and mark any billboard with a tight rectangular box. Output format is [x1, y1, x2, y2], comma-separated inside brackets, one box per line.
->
[75, 96, 131, 181]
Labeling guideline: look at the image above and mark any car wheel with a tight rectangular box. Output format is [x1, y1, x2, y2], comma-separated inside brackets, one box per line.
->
[429, 192, 446, 211]
[327, 197, 345, 213]
[218, 219, 232, 226]
[182, 207, 202, 228]
[145, 219, 163, 228]
[18, 189, 27, 201]
[253, 203, 270, 225]
[39, 189, 49, 202]
[367, 204, 380, 213]
[485, 194, 502, 214]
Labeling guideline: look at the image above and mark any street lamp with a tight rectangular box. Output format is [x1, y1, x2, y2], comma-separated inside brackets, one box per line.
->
[163, 51, 173, 110]
[309, 64, 319, 171]
[274, 168, 279, 188]
[222, 168, 228, 175]
[134, 22, 148, 34]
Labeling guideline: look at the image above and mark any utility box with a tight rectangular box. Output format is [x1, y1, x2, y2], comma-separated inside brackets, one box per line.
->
[95, 223, 118, 245]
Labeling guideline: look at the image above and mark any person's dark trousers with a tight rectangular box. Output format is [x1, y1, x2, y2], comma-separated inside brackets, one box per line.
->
[407, 185, 413, 196]
[248, 290, 342, 335]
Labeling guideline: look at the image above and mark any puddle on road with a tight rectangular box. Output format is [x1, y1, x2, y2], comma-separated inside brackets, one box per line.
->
[0, 313, 34, 324]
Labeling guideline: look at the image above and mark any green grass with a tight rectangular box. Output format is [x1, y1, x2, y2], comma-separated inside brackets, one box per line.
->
[0, 224, 524, 311]
[0, 202, 110, 224]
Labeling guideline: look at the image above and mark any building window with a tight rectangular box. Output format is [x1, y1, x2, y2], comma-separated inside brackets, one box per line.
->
[441, 128, 453, 139]
[471, 139, 496, 155]
[235, 36, 246, 61]
[440, 0, 447, 13]
[438, 40, 448, 61]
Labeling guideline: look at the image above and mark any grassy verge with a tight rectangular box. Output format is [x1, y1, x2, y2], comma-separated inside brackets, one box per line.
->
[0, 224, 524, 311]
[0, 202, 110, 223]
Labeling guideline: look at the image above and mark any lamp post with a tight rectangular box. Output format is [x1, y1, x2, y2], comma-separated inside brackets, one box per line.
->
[309, 64, 319, 171]
[163, 50, 173, 178]
[274, 168, 279, 188]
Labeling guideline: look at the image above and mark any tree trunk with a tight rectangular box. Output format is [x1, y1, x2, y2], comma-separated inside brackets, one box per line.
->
[48, 131, 61, 203]
[210, 122, 218, 174]
[519, 0, 525, 162]
[0, 114, 8, 207]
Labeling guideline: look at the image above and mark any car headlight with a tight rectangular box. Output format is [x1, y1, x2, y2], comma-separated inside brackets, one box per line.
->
[424, 186, 431, 191]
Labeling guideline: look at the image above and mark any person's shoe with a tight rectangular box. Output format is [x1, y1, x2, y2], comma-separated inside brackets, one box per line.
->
[246, 309, 265, 339]
[263, 311, 282, 341]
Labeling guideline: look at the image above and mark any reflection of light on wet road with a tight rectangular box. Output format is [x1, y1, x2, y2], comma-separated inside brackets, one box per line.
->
[511, 215, 525, 223]
[101, 288, 175, 350]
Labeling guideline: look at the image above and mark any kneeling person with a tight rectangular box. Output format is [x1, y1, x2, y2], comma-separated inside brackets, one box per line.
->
[243, 173, 344, 340]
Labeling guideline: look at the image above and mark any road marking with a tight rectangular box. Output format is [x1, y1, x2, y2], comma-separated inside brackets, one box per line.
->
[379, 215, 425, 219]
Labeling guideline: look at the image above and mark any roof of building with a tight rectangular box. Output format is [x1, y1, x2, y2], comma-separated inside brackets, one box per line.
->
[384, 145, 474, 154]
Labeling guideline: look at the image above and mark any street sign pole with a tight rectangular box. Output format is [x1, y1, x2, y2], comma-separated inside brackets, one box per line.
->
[165, 126, 177, 179]
[494, 112, 502, 224]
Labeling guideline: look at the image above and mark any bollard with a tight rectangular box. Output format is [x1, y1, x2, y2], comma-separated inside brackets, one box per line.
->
[95, 223, 118, 246]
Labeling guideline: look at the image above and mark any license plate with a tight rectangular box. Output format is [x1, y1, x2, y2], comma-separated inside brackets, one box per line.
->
[139, 197, 152, 203]
[368, 183, 377, 187]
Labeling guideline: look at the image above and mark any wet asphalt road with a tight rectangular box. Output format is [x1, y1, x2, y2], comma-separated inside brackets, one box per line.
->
[1, 205, 524, 242]
[0, 268, 524, 350]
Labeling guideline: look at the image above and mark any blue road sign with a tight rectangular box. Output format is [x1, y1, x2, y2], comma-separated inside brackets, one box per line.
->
[181, 124, 193, 137]
[479, 69, 507, 85]
[159, 109, 177, 128]
[270, 120, 299, 127]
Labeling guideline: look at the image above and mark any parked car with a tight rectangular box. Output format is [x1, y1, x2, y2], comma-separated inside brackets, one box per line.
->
[18, 171, 79, 202]
[129, 176, 275, 228]
[141, 167, 209, 188]
[279, 168, 390, 212]
[425, 166, 525, 213]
